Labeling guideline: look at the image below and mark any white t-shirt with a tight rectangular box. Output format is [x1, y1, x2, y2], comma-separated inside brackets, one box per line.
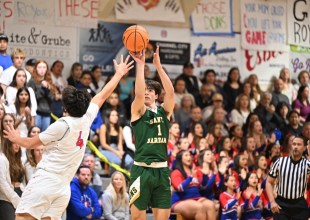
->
[0, 66, 31, 86]
[37, 102, 99, 181]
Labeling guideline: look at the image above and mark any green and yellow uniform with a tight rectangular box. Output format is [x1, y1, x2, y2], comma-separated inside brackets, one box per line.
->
[129, 106, 171, 210]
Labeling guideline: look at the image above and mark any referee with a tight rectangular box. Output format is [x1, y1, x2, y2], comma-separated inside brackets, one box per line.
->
[266, 136, 310, 220]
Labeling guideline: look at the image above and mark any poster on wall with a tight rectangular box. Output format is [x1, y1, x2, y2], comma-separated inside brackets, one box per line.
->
[79, 22, 133, 76]
[240, 49, 289, 85]
[289, 45, 310, 80]
[55, 0, 98, 28]
[287, 0, 310, 48]
[0, 0, 14, 32]
[115, 0, 185, 22]
[191, 0, 233, 36]
[12, 0, 54, 25]
[240, 0, 288, 51]
[190, 34, 241, 83]
[6, 24, 77, 76]
[145, 40, 190, 65]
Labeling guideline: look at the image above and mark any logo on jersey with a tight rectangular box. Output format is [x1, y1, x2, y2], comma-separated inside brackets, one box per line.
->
[76, 131, 84, 149]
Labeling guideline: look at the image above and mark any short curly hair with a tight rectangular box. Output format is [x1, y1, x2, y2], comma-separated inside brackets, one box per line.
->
[62, 86, 91, 117]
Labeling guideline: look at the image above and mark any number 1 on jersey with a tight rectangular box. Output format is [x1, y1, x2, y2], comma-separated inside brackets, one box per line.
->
[157, 124, 162, 136]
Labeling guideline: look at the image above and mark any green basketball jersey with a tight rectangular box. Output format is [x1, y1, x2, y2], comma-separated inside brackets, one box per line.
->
[131, 106, 170, 163]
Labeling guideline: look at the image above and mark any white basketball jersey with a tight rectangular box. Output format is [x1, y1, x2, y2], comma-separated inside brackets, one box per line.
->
[37, 103, 98, 182]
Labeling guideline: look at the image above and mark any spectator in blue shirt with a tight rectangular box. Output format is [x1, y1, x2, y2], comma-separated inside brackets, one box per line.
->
[67, 165, 102, 220]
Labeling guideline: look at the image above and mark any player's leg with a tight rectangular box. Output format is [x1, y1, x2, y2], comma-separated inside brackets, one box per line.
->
[131, 204, 147, 220]
[129, 165, 151, 220]
[152, 208, 170, 220]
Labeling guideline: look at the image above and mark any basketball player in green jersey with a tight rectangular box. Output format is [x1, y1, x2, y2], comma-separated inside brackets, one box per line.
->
[129, 46, 175, 220]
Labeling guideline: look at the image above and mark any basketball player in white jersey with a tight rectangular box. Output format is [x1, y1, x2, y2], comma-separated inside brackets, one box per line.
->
[4, 55, 133, 220]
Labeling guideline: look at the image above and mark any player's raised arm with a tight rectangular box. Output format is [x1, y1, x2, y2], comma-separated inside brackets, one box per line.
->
[130, 51, 146, 121]
[91, 55, 134, 108]
[153, 46, 175, 118]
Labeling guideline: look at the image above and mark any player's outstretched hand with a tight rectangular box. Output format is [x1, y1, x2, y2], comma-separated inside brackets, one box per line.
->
[129, 50, 145, 65]
[153, 46, 161, 68]
[3, 123, 18, 143]
[113, 54, 134, 77]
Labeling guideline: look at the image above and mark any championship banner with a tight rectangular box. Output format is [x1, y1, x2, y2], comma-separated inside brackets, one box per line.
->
[289, 45, 310, 80]
[287, 0, 310, 48]
[191, 0, 233, 36]
[190, 34, 241, 83]
[240, 0, 288, 51]
[115, 0, 185, 22]
[79, 22, 133, 76]
[241, 49, 289, 84]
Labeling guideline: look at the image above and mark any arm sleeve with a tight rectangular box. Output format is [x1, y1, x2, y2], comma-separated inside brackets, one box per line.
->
[0, 156, 20, 208]
[39, 119, 69, 145]
[85, 103, 100, 127]
[171, 170, 193, 192]
[102, 192, 118, 220]
[123, 126, 135, 152]
[206, 174, 216, 191]
[91, 189, 102, 219]
[268, 158, 280, 178]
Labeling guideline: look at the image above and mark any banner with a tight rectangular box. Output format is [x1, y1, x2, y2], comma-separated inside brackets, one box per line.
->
[190, 34, 241, 83]
[79, 22, 133, 76]
[241, 0, 288, 51]
[115, 0, 185, 22]
[55, 0, 98, 28]
[289, 45, 310, 80]
[6, 25, 77, 76]
[241, 49, 289, 84]
[0, 0, 14, 32]
[287, 0, 310, 48]
[191, 0, 233, 36]
[145, 40, 190, 66]
[13, 0, 54, 25]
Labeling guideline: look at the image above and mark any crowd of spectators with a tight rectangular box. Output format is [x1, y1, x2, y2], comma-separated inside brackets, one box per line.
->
[1, 31, 310, 219]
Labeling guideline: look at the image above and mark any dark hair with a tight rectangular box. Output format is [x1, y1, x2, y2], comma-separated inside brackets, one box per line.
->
[91, 65, 101, 90]
[287, 110, 300, 120]
[9, 69, 27, 87]
[81, 70, 92, 79]
[27, 126, 41, 137]
[201, 69, 216, 84]
[50, 60, 64, 71]
[15, 87, 32, 115]
[275, 101, 290, 116]
[292, 135, 308, 146]
[105, 110, 121, 145]
[70, 62, 83, 76]
[242, 171, 259, 191]
[226, 67, 241, 84]
[297, 85, 309, 103]
[0, 85, 3, 97]
[173, 150, 191, 179]
[76, 165, 91, 175]
[145, 79, 162, 96]
[62, 86, 91, 117]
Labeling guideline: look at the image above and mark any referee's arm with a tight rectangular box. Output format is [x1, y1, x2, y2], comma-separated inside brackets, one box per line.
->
[265, 175, 276, 204]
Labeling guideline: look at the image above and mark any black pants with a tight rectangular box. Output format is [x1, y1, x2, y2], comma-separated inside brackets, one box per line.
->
[273, 196, 308, 220]
[0, 200, 15, 220]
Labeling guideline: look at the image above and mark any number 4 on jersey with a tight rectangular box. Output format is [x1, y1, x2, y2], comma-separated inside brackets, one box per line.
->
[76, 131, 84, 149]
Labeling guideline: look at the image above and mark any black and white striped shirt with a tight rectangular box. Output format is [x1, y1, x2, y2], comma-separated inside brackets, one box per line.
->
[269, 156, 310, 199]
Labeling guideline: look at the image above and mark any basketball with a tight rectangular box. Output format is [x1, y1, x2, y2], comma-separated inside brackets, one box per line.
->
[122, 25, 149, 53]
